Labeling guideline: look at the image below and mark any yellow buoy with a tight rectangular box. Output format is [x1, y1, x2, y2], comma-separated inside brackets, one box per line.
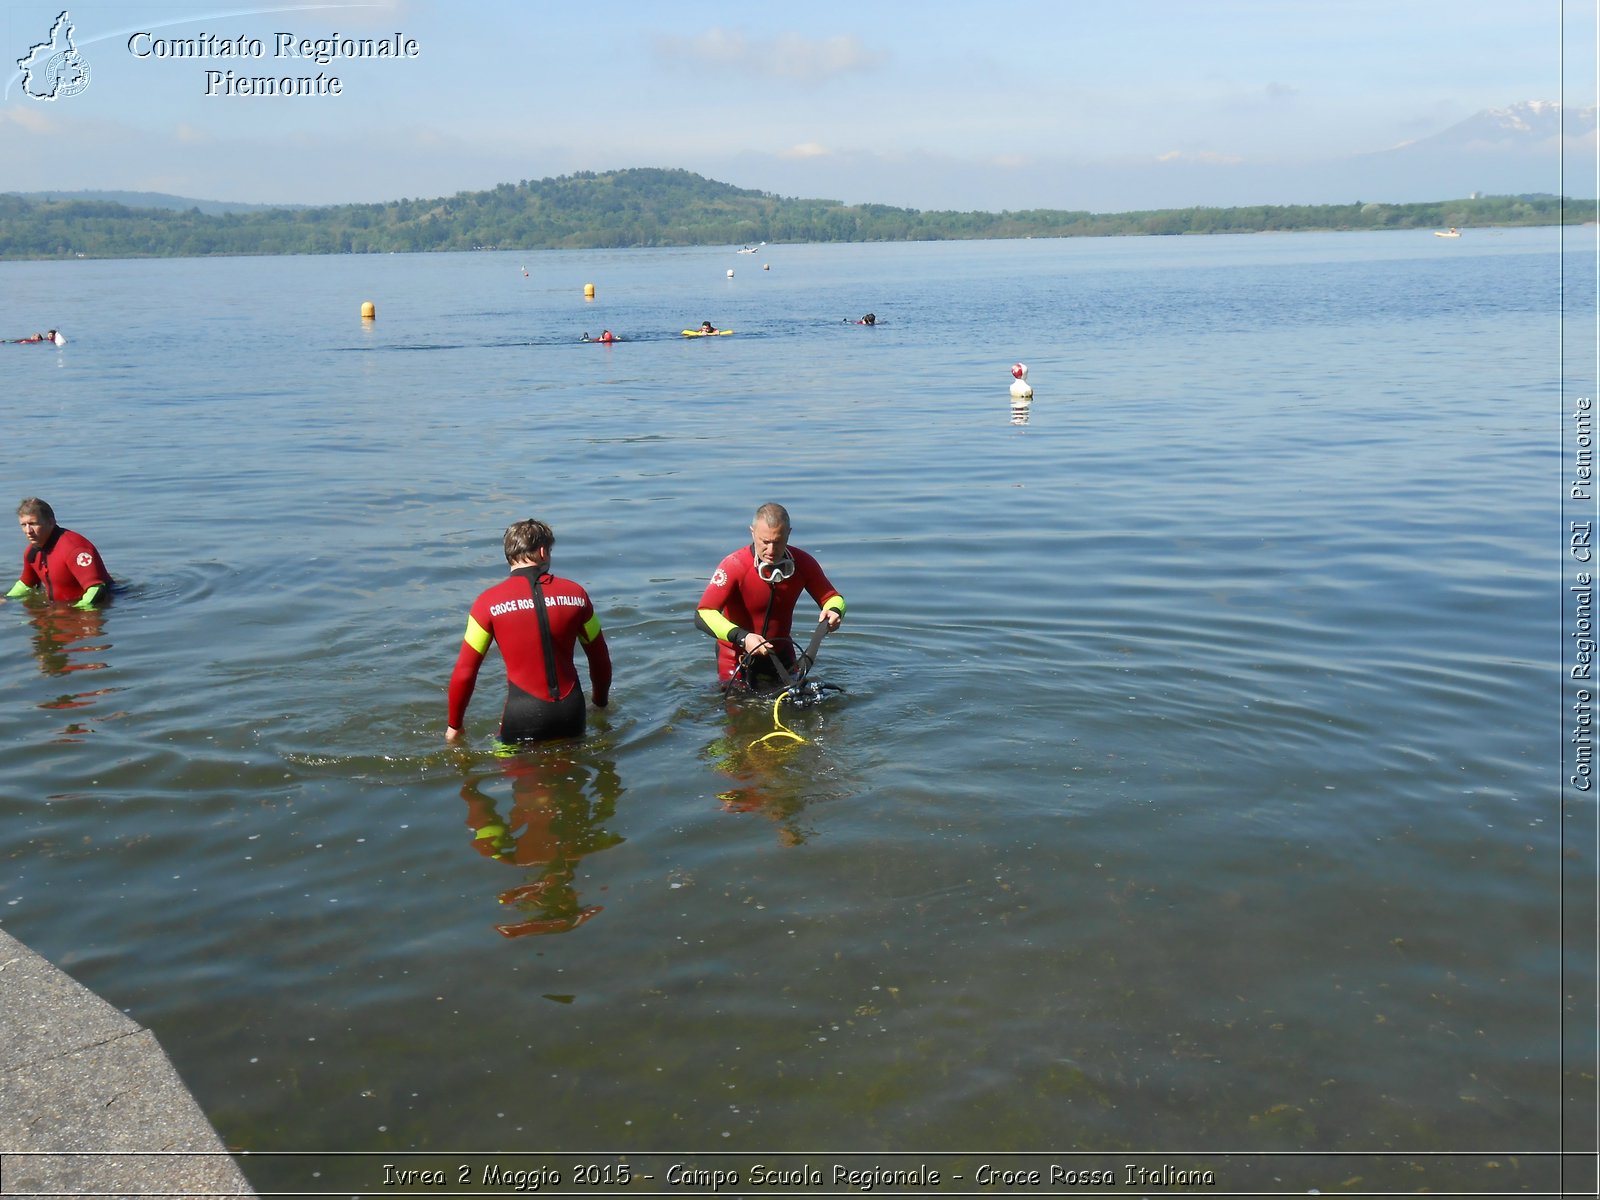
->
[360, 300, 375, 320]
[583, 283, 595, 298]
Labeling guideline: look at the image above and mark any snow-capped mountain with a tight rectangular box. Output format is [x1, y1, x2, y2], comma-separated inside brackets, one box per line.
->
[1328, 100, 1598, 202]
[1394, 100, 1597, 152]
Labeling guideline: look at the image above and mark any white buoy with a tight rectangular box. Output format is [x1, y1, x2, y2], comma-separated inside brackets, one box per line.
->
[727, 268, 735, 278]
[1009, 362, 1033, 400]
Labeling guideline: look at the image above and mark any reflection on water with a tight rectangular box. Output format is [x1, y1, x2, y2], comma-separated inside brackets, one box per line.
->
[21, 600, 109, 676]
[701, 690, 853, 847]
[12, 599, 122, 740]
[457, 750, 624, 938]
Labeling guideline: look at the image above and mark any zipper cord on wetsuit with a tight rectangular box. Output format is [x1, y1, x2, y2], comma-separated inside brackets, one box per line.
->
[25, 531, 57, 601]
[525, 570, 561, 701]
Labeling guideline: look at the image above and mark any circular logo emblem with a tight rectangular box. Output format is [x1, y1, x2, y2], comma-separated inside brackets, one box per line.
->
[75, 551, 94, 568]
[711, 568, 727, 588]
[47, 51, 91, 98]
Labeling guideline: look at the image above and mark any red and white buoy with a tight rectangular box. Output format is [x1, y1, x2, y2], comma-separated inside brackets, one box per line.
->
[1009, 362, 1033, 400]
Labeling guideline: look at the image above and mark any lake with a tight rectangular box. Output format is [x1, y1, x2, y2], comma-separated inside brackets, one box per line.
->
[1, 228, 1594, 1197]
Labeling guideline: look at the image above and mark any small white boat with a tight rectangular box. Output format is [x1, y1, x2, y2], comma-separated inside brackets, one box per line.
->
[736, 242, 764, 254]
[1433, 228, 1461, 238]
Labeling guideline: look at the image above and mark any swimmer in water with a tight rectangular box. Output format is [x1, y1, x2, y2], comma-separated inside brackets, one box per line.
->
[7, 497, 112, 609]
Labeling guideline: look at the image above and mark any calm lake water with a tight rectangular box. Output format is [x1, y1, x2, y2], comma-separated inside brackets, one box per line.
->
[2, 229, 1595, 1197]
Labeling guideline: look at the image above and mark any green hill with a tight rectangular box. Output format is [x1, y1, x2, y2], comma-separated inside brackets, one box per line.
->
[0, 167, 1588, 260]
[12, 189, 289, 215]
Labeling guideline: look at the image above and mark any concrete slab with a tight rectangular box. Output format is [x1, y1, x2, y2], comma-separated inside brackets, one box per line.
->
[0, 928, 256, 1197]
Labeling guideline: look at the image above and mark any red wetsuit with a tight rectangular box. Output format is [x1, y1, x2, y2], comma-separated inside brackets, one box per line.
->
[18, 527, 112, 604]
[695, 545, 844, 684]
[448, 568, 612, 741]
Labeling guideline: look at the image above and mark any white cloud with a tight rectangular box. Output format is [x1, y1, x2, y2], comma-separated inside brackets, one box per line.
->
[781, 142, 831, 159]
[653, 28, 884, 84]
[769, 32, 881, 81]
[0, 106, 62, 134]
[1156, 150, 1244, 165]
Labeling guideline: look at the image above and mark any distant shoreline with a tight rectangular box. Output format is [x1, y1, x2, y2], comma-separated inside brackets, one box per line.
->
[1, 168, 1593, 262]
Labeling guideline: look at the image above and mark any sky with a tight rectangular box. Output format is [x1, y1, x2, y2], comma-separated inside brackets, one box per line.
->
[1, 0, 1595, 212]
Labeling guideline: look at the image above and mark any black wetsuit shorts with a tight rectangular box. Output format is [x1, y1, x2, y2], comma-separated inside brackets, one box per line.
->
[500, 682, 586, 743]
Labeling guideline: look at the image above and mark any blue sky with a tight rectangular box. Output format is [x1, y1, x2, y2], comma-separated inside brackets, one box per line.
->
[2, 0, 1594, 211]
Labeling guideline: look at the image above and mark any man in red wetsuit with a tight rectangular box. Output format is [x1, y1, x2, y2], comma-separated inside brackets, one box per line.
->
[696, 502, 845, 689]
[7, 497, 112, 608]
[446, 519, 612, 744]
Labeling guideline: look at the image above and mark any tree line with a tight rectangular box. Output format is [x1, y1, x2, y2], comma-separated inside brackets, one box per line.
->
[0, 167, 1589, 260]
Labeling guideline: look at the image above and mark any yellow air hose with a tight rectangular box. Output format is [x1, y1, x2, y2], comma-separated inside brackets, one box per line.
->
[750, 689, 807, 749]
[744, 619, 834, 750]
